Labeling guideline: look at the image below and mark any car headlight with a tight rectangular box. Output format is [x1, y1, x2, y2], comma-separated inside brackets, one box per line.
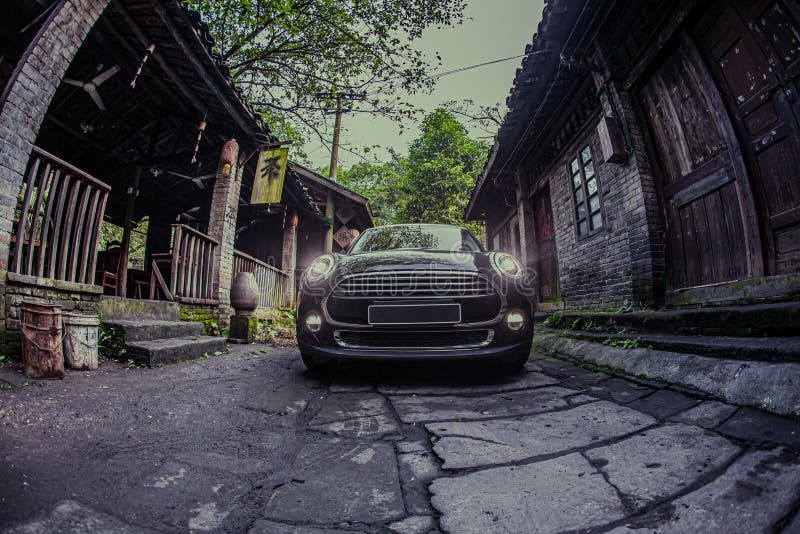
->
[304, 253, 337, 284]
[490, 252, 522, 279]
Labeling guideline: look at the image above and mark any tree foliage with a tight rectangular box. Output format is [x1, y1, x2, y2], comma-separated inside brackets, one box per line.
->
[193, 0, 466, 152]
[338, 108, 488, 241]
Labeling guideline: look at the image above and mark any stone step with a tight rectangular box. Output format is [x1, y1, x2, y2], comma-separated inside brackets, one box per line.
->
[535, 301, 800, 337]
[125, 336, 226, 367]
[538, 326, 800, 362]
[98, 296, 180, 322]
[103, 319, 204, 343]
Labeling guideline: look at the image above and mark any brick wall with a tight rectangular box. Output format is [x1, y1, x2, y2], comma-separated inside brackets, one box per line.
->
[0, 0, 111, 272]
[0, 0, 110, 355]
[537, 111, 660, 310]
[207, 139, 243, 315]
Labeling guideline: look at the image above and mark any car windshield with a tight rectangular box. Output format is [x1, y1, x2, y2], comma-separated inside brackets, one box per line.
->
[349, 225, 484, 254]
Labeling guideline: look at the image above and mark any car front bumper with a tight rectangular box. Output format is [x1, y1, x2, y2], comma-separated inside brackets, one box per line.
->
[298, 337, 532, 362]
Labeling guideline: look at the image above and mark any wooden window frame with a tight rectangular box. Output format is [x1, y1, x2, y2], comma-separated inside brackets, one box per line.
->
[569, 145, 604, 239]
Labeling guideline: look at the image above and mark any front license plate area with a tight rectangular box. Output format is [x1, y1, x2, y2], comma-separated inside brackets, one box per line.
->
[368, 303, 461, 325]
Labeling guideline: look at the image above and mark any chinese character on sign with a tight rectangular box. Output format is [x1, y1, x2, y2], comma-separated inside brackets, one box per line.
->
[250, 147, 289, 204]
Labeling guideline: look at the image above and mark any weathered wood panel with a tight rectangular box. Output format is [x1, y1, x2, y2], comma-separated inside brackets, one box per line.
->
[532, 185, 559, 302]
[639, 39, 752, 289]
[233, 249, 291, 308]
[693, 0, 800, 274]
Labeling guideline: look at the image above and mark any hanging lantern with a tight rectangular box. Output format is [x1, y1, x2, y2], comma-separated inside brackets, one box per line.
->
[130, 43, 156, 89]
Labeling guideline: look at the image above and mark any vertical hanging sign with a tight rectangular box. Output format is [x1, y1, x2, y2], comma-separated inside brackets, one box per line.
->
[250, 147, 289, 204]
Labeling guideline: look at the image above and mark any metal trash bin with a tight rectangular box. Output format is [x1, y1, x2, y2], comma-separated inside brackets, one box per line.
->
[20, 301, 64, 379]
[62, 313, 100, 370]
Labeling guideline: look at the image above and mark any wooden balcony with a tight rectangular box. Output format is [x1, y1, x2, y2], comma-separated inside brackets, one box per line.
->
[233, 249, 291, 309]
[9, 146, 110, 286]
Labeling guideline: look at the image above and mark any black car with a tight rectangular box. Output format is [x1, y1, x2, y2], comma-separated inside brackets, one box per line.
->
[296, 223, 535, 374]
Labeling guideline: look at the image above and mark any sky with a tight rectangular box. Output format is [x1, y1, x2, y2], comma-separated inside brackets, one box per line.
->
[304, 0, 546, 170]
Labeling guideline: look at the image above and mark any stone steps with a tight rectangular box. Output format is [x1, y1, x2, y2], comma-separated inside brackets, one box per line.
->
[102, 319, 204, 343]
[535, 301, 800, 337]
[537, 326, 800, 362]
[99, 296, 226, 367]
[126, 336, 227, 367]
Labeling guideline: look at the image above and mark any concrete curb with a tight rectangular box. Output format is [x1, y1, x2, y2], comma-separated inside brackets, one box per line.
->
[533, 332, 800, 418]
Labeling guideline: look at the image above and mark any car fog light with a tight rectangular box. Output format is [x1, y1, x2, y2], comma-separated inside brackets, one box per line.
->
[505, 309, 526, 331]
[304, 312, 323, 333]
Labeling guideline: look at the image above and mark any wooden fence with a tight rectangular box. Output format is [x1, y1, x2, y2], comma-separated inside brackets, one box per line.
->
[9, 146, 110, 285]
[233, 249, 291, 308]
[150, 224, 218, 304]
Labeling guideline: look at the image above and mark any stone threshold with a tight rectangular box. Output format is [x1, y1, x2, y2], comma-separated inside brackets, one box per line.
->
[533, 331, 800, 418]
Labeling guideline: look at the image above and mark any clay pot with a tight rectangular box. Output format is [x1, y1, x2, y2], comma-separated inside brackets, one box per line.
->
[231, 272, 260, 315]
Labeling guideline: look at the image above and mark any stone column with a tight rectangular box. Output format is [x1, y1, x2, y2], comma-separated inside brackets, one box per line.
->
[0, 0, 112, 270]
[207, 139, 242, 309]
[281, 209, 299, 307]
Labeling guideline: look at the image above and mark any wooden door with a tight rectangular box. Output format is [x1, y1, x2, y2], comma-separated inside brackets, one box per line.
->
[639, 39, 754, 290]
[693, 0, 800, 274]
[532, 186, 559, 302]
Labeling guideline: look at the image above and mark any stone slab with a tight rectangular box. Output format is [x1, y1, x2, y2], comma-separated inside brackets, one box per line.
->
[125, 336, 227, 367]
[587, 378, 654, 404]
[310, 414, 400, 439]
[611, 448, 800, 532]
[5, 500, 153, 533]
[534, 332, 800, 416]
[398, 450, 441, 515]
[585, 424, 740, 508]
[249, 520, 362, 533]
[102, 319, 203, 343]
[625, 390, 701, 419]
[426, 401, 656, 469]
[430, 453, 626, 533]
[388, 515, 436, 534]
[265, 440, 404, 524]
[378, 371, 558, 396]
[390, 386, 578, 423]
[308, 393, 390, 425]
[716, 407, 800, 447]
[667, 400, 738, 429]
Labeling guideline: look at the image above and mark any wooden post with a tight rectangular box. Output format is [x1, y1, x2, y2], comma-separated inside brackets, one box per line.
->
[328, 95, 342, 182]
[118, 166, 141, 297]
[324, 192, 334, 253]
[281, 209, 299, 307]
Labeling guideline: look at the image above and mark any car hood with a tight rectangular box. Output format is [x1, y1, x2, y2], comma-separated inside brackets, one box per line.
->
[337, 250, 489, 275]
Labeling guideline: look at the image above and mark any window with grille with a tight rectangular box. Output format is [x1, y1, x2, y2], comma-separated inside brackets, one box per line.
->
[569, 145, 603, 237]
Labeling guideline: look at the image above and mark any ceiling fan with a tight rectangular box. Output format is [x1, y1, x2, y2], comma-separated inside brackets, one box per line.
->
[167, 171, 216, 189]
[62, 65, 121, 111]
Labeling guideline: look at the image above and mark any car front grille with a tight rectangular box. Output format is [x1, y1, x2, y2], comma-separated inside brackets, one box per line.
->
[334, 329, 493, 349]
[334, 271, 494, 298]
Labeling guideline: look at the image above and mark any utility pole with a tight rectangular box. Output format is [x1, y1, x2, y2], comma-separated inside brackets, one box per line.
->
[329, 94, 343, 183]
[317, 91, 363, 252]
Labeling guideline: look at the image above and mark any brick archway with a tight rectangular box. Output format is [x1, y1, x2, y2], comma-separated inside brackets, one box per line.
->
[0, 0, 112, 270]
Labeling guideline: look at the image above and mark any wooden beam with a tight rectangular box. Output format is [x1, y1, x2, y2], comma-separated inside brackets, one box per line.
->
[113, 3, 205, 119]
[117, 166, 141, 296]
[146, 0, 256, 135]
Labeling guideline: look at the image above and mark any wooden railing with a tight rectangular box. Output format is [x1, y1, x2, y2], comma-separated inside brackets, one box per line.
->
[233, 249, 291, 308]
[9, 146, 110, 285]
[150, 225, 218, 304]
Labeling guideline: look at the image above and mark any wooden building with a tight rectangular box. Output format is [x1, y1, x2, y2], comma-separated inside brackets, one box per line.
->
[0, 0, 372, 355]
[467, 0, 800, 311]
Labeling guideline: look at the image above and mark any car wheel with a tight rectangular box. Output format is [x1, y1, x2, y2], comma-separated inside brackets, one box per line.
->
[301, 351, 332, 376]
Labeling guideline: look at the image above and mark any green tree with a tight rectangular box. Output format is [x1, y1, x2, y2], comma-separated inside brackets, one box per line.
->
[193, 0, 466, 151]
[337, 158, 404, 226]
[396, 108, 487, 239]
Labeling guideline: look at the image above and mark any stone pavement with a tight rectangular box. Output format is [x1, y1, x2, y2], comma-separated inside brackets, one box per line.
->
[1, 346, 799, 533]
